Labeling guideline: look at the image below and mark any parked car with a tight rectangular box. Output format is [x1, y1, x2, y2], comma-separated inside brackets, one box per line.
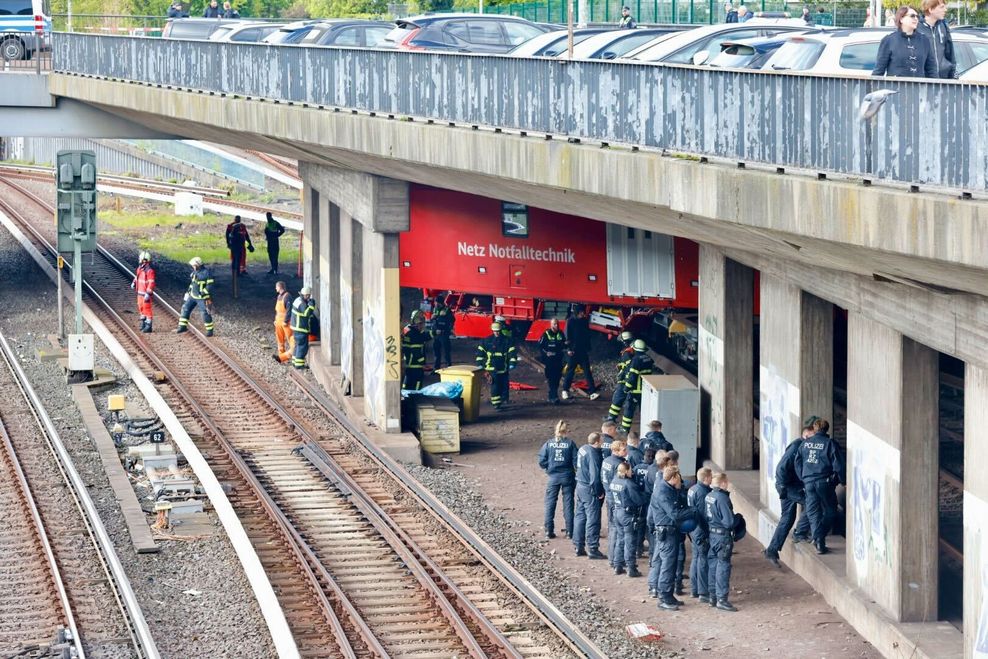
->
[566, 26, 687, 60]
[262, 19, 392, 48]
[0, 0, 50, 60]
[507, 27, 613, 57]
[961, 57, 988, 82]
[162, 17, 241, 40]
[385, 13, 551, 53]
[622, 19, 816, 64]
[703, 32, 820, 68]
[209, 21, 283, 43]
[762, 28, 988, 76]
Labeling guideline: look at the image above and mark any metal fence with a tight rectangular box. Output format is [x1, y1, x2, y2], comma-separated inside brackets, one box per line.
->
[51, 33, 988, 193]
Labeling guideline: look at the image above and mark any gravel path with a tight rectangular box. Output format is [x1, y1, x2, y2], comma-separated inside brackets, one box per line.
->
[0, 205, 275, 658]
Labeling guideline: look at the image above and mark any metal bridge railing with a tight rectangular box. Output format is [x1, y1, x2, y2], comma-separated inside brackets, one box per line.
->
[51, 33, 988, 194]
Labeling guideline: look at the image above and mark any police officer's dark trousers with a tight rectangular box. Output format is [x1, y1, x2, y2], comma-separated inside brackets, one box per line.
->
[544, 476, 575, 536]
[544, 358, 562, 402]
[675, 533, 686, 589]
[561, 352, 595, 394]
[403, 366, 424, 390]
[767, 489, 811, 553]
[708, 529, 733, 601]
[433, 332, 451, 369]
[607, 382, 627, 420]
[611, 507, 637, 570]
[573, 485, 602, 552]
[650, 526, 679, 599]
[689, 529, 709, 597]
[490, 371, 509, 407]
[804, 479, 835, 545]
[292, 331, 310, 369]
[606, 499, 619, 565]
[179, 297, 214, 332]
[267, 244, 279, 272]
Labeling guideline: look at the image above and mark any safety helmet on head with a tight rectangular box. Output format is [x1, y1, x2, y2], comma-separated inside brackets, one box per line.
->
[491, 322, 502, 332]
[494, 315, 506, 323]
[633, 339, 647, 352]
[189, 257, 203, 267]
[139, 250, 151, 262]
[620, 331, 633, 342]
[411, 311, 425, 324]
[299, 286, 312, 296]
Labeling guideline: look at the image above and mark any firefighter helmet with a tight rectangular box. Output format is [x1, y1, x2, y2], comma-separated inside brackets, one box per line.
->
[139, 250, 151, 262]
[491, 322, 502, 332]
[620, 331, 633, 342]
[189, 256, 204, 267]
[299, 286, 312, 296]
[411, 311, 425, 324]
[633, 339, 647, 352]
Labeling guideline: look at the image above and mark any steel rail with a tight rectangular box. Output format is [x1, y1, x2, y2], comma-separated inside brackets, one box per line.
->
[0, 329, 160, 659]
[0, 163, 231, 197]
[0, 177, 364, 659]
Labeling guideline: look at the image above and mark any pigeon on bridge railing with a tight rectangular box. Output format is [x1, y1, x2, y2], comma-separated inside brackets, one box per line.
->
[858, 89, 898, 121]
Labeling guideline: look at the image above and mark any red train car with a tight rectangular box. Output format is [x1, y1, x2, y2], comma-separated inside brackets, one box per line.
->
[399, 185, 700, 339]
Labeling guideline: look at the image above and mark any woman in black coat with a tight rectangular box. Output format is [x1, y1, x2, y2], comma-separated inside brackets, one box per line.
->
[872, 6, 937, 78]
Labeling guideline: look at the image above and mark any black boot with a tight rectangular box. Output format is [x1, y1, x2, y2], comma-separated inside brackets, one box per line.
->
[716, 600, 738, 612]
[815, 542, 829, 555]
[627, 566, 642, 578]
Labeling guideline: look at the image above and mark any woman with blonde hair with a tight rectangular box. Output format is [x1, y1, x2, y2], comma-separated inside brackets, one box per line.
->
[538, 420, 579, 539]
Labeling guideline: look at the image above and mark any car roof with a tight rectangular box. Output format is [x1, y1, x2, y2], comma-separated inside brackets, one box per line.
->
[622, 20, 815, 60]
[507, 27, 612, 54]
[397, 13, 539, 27]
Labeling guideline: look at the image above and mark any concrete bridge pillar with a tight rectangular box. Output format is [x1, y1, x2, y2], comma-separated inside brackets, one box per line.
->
[302, 183, 320, 293]
[758, 275, 833, 515]
[964, 364, 988, 655]
[299, 163, 407, 433]
[846, 313, 938, 622]
[699, 245, 753, 470]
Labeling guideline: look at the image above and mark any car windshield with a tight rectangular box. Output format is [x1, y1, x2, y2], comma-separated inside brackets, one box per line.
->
[596, 32, 668, 59]
[763, 39, 825, 70]
[620, 30, 688, 60]
[385, 24, 416, 44]
[209, 26, 234, 40]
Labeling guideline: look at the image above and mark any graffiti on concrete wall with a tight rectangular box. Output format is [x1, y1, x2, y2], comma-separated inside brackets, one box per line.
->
[847, 421, 895, 580]
[363, 309, 384, 426]
[760, 365, 797, 517]
[968, 491, 988, 658]
[699, 314, 723, 449]
[340, 279, 353, 384]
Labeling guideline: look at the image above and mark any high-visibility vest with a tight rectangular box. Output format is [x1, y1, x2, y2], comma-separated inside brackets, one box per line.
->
[290, 296, 316, 333]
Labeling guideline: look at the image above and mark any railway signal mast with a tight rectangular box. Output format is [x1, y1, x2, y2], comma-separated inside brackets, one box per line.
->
[55, 150, 97, 383]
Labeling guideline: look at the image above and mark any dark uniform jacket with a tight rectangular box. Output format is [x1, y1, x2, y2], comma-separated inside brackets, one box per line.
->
[188, 267, 214, 300]
[432, 306, 454, 335]
[601, 454, 624, 502]
[775, 438, 806, 499]
[633, 460, 653, 497]
[402, 324, 431, 370]
[687, 482, 711, 539]
[611, 476, 646, 512]
[918, 17, 955, 78]
[643, 430, 673, 453]
[600, 432, 617, 459]
[616, 344, 634, 374]
[475, 334, 516, 374]
[538, 328, 566, 363]
[621, 352, 654, 394]
[625, 445, 643, 468]
[289, 296, 317, 334]
[538, 437, 578, 480]
[564, 314, 591, 355]
[264, 219, 285, 246]
[705, 487, 734, 531]
[795, 431, 846, 485]
[872, 30, 936, 78]
[576, 444, 604, 497]
[203, 3, 221, 16]
[649, 479, 692, 528]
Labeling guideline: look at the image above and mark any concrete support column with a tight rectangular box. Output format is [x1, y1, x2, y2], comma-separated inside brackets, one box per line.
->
[846, 313, 938, 622]
[361, 231, 402, 432]
[699, 245, 753, 470]
[338, 212, 363, 394]
[302, 183, 319, 291]
[759, 276, 833, 514]
[964, 364, 988, 655]
[320, 198, 341, 366]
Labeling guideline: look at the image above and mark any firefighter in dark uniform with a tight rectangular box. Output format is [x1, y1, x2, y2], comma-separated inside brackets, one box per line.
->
[687, 467, 713, 601]
[431, 298, 454, 370]
[606, 331, 635, 421]
[649, 466, 693, 609]
[705, 472, 738, 611]
[289, 286, 317, 369]
[609, 461, 647, 577]
[176, 256, 216, 336]
[574, 433, 606, 559]
[794, 418, 845, 555]
[475, 322, 516, 409]
[538, 420, 578, 539]
[401, 311, 431, 390]
[619, 340, 654, 432]
[764, 424, 815, 567]
[560, 306, 599, 400]
[538, 318, 567, 404]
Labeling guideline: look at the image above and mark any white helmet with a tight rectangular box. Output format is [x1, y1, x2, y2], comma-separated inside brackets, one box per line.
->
[299, 286, 312, 296]
[139, 250, 151, 262]
[189, 257, 204, 267]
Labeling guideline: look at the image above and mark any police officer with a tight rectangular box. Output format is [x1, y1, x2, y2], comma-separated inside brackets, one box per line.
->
[538, 420, 578, 540]
[764, 424, 815, 567]
[625, 431, 643, 468]
[643, 419, 674, 453]
[609, 461, 646, 577]
[475, 321, 517, 409]
[538, 318, 567, 404]
[601, 439, 627, 565]
[687, 467, 713, 602]
[131, 250, 156, 333]
[606, 331, 635, 421]
[574, 432, 607, 560]
[705, 472, 738, 611]
[794, 418, 845, 555]
[633, 447, 656, 557]
[619, 340, 654, 433]
[600, 420, 619, 459]
[401, 311, 431, 390]
[176, 257, 215, 336]
[649, 466, 693, 609]
[289, 286, 317, 369]
[431, 298, 454, 370]
[560, 306, 599, 401]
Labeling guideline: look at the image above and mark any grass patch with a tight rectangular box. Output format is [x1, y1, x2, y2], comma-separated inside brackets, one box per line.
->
[99, 210, 229, 230]
[137, 231, 230, 267]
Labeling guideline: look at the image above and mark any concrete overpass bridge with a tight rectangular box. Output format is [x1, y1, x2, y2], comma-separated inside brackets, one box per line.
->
[3, 33, 988, 659]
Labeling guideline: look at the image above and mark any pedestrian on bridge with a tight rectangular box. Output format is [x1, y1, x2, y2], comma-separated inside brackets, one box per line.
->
[618, 6, 637, 28]
[226, 215, 254, 276]
[203, 0, 221, 17]
[289, 286, 317, 369]
[167, 1, 189, 17]
[871, 6, 937, 78]
[131, 250, 156, 333]
[263, 212, 285, 275]
[221, 1, 239, 18]
[177, 257, 215, 336]
[272, 281, 294, 363]
[538, 420, 578, 540]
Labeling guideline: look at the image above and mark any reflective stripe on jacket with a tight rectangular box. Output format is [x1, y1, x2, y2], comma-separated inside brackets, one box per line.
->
[290, 296, 317, 333]
[133, 263, 156, 295]
[188, 268, 214, 300]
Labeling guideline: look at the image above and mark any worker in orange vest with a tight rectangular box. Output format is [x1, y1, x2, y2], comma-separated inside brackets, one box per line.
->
[130, 250, 156, 333]
[272, 280, 294, 363]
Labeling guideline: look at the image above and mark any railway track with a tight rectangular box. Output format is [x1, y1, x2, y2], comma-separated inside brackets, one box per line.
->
[0, 177, 600, 657]
[0, 329, 158, 658]
[246, 150, 301, 182]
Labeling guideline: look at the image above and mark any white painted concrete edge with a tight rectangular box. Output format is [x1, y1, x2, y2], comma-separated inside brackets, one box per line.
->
[185, 140, 303, 190]
[0, 211, 300, 659]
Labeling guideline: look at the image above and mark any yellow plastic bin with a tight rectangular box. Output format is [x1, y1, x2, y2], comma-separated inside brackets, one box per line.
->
[437, 364, 484, 423]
